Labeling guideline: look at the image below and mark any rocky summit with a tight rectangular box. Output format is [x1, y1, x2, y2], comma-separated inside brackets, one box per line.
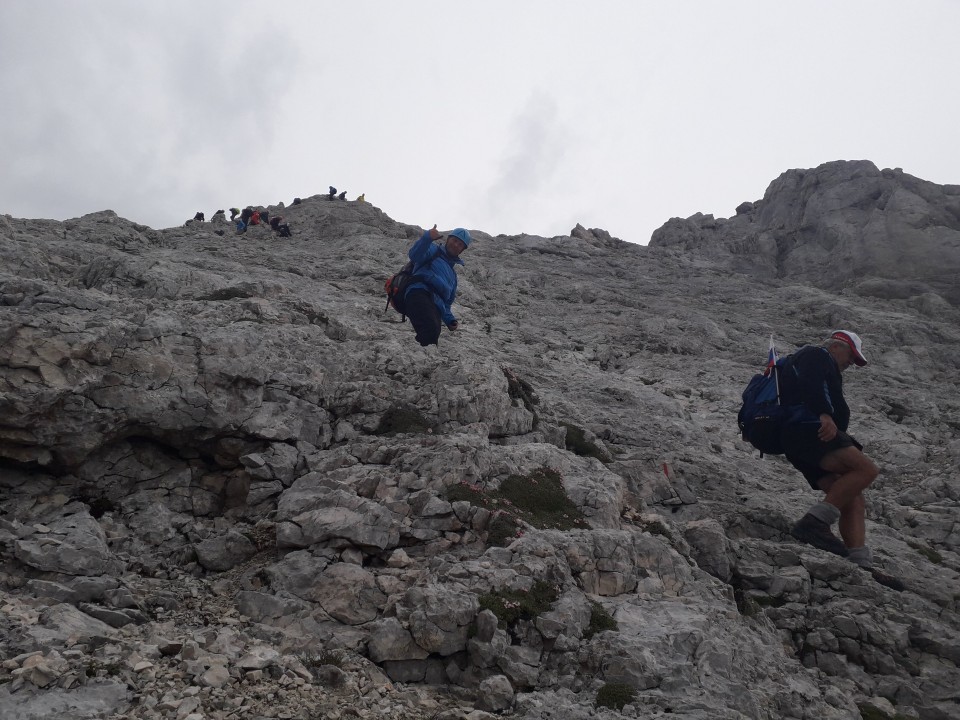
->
[1, 159, 958, 720]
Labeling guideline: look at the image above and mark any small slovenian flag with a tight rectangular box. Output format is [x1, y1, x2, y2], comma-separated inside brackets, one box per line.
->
[764, 335, 778, 376]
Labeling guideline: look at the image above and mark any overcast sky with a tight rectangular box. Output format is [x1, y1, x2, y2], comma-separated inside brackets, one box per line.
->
[2, 2, 958, 245]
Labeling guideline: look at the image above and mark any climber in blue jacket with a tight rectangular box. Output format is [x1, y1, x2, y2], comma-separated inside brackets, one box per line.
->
[404, 224, 472, 346]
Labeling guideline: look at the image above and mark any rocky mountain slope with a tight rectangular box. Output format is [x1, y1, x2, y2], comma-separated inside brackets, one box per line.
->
[1, 160, 958, 720]
[651, 160, 960, 308]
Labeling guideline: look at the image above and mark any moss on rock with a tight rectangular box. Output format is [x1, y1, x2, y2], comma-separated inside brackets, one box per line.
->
[560, 422, 609, 462]
[478, 580, 559, 629]
[596, 682, 636, 711]
[584, 600, 618, 639]
[374, 405, 431, 435]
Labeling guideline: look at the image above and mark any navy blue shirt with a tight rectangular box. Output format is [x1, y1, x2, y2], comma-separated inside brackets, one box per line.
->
[778, 345, 851, 431]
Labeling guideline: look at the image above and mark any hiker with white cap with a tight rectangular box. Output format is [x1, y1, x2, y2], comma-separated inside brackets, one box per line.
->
[778, 330, 904, 590]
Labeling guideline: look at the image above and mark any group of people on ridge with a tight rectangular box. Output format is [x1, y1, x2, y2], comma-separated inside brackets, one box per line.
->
[327, 186, 365, 202]
[229, 207, 292, 237]
[190, 190, 366, 237]
[189, 207, 291, 237]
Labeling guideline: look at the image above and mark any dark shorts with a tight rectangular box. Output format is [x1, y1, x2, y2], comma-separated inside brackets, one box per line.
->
[404, 289, 442, 346]
[780, 421, 863, 489]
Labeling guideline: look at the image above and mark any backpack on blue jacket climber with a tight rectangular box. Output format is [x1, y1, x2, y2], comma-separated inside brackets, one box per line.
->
[737, 339, 798, 456]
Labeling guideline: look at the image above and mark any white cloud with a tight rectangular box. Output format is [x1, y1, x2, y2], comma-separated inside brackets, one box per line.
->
[479, 92, 569, 233]
[2, 1, 958, 240]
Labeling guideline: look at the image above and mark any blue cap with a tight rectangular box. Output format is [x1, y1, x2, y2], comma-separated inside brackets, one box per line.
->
[449, 228, 472, 247]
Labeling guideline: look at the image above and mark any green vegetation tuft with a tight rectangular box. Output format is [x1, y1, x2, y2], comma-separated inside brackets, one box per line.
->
[732, 587, 759, 618]
[444, 467, 589, 548]
[561, 422, 609, 462]
[639, 517, 672, 539]
[446, 483, 484, 505]
[856, 703, 913, 720]
[751, 594, 787, 609]
[498, 468, 588, 531]
[374, 405, 431, 435]
[504, 369, 538, 411]
[478, 580, 559, 629]
[487, 514, 522, 547]
[584, 600, 618, 639]
[596, 682, 636, 711]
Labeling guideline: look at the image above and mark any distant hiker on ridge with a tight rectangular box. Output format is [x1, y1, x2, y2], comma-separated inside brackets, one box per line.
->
[328, 187, 337, 200]
[403, 224, 471, 347]
[267, 215, 288, 236]
[780, 331, 904, 590]
[194, 211, 205, 222]
[229, 208, 241, 221]
[356, 193, 365, 203]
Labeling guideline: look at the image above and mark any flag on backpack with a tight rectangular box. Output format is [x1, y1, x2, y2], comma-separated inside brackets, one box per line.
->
[765, 336, 778, 375]
[738, 335, 791, 456]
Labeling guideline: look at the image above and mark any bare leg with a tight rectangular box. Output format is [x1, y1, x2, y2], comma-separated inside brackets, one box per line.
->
[819, 446, 877, 509]
[817, 447, 878, 549]
[838, 493, 866, 548]
[820, 475, 867, 548]
[817, 458, 904, 590]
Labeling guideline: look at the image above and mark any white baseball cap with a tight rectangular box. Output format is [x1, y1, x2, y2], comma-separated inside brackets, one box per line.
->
[830, 330, 867, 366]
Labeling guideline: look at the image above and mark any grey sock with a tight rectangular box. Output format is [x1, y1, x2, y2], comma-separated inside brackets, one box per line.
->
[847, 546, 873, 568]
[807, 501, 841, 525]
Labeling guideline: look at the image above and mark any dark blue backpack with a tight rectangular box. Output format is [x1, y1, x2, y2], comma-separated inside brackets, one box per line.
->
[738, 357, 793, 456]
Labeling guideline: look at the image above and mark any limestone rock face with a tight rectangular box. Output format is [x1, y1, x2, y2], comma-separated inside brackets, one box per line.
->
[14, 509, 123, 576]
[1, 177, 959, 720]
[651, 160, 960, 306]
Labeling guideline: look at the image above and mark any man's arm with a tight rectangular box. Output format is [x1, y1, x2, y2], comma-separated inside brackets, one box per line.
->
[789, 349, 836, 418]
[408, 224, 442, 264]
[442, 284, 459, 329]
[441, 300, 457, 328]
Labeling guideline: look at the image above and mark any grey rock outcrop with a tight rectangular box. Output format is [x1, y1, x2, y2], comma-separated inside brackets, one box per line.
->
[651, 159, 960, 306]
[2, 173, 959, 719]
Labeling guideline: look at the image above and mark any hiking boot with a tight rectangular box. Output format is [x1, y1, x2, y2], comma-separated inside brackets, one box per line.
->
[869, 568, 906, 592]
[790, 514, 849, 557]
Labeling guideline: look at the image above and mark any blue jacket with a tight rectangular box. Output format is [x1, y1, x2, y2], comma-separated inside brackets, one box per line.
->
[405, 231, 464, 326]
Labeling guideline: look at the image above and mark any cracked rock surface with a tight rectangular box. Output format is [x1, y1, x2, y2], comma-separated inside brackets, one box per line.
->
[1, 161, 959, 719]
